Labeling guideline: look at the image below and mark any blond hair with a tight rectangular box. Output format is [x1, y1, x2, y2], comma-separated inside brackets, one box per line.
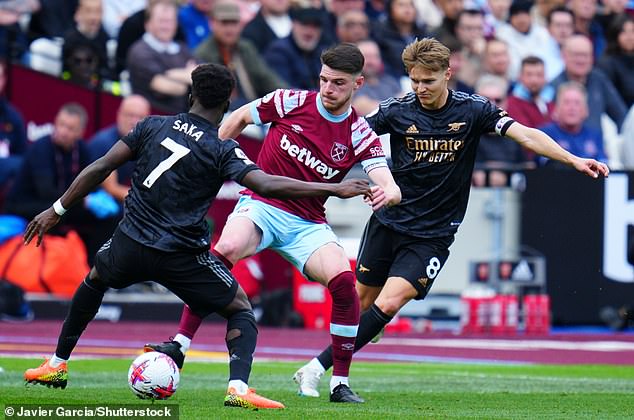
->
[402, 38, 451, 73]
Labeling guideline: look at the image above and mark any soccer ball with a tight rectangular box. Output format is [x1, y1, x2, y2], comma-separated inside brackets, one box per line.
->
[128, 351, 180, 400]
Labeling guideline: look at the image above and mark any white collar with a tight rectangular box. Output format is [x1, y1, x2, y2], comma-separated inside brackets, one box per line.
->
[142, 33, 181, 55]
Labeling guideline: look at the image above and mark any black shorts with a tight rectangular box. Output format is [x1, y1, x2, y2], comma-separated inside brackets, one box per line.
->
[356, 214, 454, 300]
[94, 228, 238, 318]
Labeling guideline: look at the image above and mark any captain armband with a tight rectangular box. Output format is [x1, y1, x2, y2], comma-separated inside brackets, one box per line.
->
[362, 157, 389, 173]
[495, 116, 515, 137]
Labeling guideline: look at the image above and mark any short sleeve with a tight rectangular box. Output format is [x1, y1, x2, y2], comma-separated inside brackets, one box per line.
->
[249, 89, 309, 126]
[218, 140, 260, 183]
[475, 95, 515, 136]
[365, 101, 390, 135]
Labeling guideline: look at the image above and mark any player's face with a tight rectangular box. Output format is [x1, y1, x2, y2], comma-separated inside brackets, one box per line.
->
[408, 65, 450, 110]
[319, 64, 363, 115]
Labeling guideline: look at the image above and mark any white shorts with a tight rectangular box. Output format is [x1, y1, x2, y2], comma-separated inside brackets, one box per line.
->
[228, 195, 340, 274]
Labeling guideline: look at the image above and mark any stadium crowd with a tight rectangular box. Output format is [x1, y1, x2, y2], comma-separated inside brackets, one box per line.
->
[1, 0, 633, 284]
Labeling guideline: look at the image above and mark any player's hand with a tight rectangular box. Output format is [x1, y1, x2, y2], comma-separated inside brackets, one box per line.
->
[23, 207, 61, 247]
[365, 184, 402, 211]
[574, 158, 610, 179]
[333, 178, 371, 198]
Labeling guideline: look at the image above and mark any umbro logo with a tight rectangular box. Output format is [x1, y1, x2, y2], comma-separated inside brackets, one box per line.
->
[406, 124, 419, 134]
[358, 264, 370, 273]
[291, 124, 303, 133]
[447, 122, 466, 132]
[341, 343, 354, 351]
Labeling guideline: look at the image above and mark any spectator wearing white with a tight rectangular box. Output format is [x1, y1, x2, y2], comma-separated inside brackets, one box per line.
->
[496, 0, 552, 80]
[101, 0, 146, 39]
[241, 0, 292, 53]
[542, 6, 574, 81]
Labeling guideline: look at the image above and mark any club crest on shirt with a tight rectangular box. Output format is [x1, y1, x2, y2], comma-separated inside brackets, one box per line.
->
[330, 142, 348, 162]
[447, 122, 466, 132]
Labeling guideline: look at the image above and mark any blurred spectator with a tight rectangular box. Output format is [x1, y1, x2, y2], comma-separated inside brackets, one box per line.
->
[597, 13, 634, 107]
[101, 0, 146, 39]
[61, 38, 101, 88]
[374, 0, 428, 77]
[568, 0, 605, 59]
[454, 9, 486, 87]
[483, 0, 512, 37]
[321, 0, 365, 46]
[127, 0, 197, 113]
[366, 0, 387, 22]
[507, 56, 554, 130]
[496, 0, 553, 80]
[179, 0, 214, 51]
[62, 0, 112, 81]
[0, 0, 39, 61]
[264, 6, 328, 90]
[542, 6, 574, 81]
[444, 35, 475, 93]
[28, 0, 77, 41]
[413, 0, 443, 29]
[335, 9, 369, 44]
[472, 74, 530, 187]
[621, 104, 634, 169]
[0, 61, 27, 193]
[531, 0, 564, 28]
[352, 39, 403, 115]
[115, 0, 186, 75]
[539, 81, 607, 166]
[482, 38, 511, 82]
[88, 94, 151, 202]
[242, 0, 292, 53]
[195, 1, 286, 110]
[551, 34, 627, 134]
[597, 0, 629, 33]
[3, 103, 118, 263]
[430, 0, 464, 47]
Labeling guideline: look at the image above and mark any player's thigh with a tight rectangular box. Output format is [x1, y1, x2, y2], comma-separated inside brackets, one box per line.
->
[215, 216, 262, 260]
[93, 228, 154, 290]
[355, 215, 394, 290]
[157, 250, 239, 318]
[356, 282, 382, 311]
[389, 235, 454, 300]
[303, 241, 351, 286]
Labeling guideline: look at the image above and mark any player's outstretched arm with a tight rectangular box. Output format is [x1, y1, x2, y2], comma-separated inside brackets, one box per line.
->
[218, 103, 253, 140]
[23, 140, 134, 247]
[366, 166, 402, 211]
[505, 122, 610, 178]
[241, 170, 371, 199]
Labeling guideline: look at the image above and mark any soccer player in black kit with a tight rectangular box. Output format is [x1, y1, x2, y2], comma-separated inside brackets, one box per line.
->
[22, 63, 371, 410]
[293, 38, 610, 395]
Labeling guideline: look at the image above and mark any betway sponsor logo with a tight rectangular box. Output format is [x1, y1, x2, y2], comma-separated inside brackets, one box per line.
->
[280, 135, 340, 180]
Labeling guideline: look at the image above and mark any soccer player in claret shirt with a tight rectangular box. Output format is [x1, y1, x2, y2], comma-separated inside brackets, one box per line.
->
[292, 37, 610, 395]
[22, 63, 372, 410]
[145, 43, 402, 403]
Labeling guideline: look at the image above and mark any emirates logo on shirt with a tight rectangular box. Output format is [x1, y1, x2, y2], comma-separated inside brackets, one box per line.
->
[330, 142, 349, 162]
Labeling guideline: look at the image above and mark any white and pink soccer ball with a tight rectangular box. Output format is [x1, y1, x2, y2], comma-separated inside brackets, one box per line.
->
[128, 351, 180, 400]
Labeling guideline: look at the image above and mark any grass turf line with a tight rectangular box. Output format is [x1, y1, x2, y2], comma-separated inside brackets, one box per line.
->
[2, 357, 634, 419]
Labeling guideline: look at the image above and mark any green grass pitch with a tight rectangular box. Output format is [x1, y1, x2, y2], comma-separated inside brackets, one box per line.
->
[2, 357, 634, 419]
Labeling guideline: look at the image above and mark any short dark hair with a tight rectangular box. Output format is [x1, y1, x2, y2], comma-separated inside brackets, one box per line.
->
[320, 43, 364, 75]
[546, 6, 573, 26]
[191, 63, 235, 109]
[521, 55, 544, 68]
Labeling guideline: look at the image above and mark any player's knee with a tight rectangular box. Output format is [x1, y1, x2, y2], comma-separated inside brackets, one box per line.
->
[327, 271, 357, 303]
[85, 271, 108, 293]
[226, 309, 258, 343]
[374, 297, 402, 317]
[214, 238, 244, 262]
